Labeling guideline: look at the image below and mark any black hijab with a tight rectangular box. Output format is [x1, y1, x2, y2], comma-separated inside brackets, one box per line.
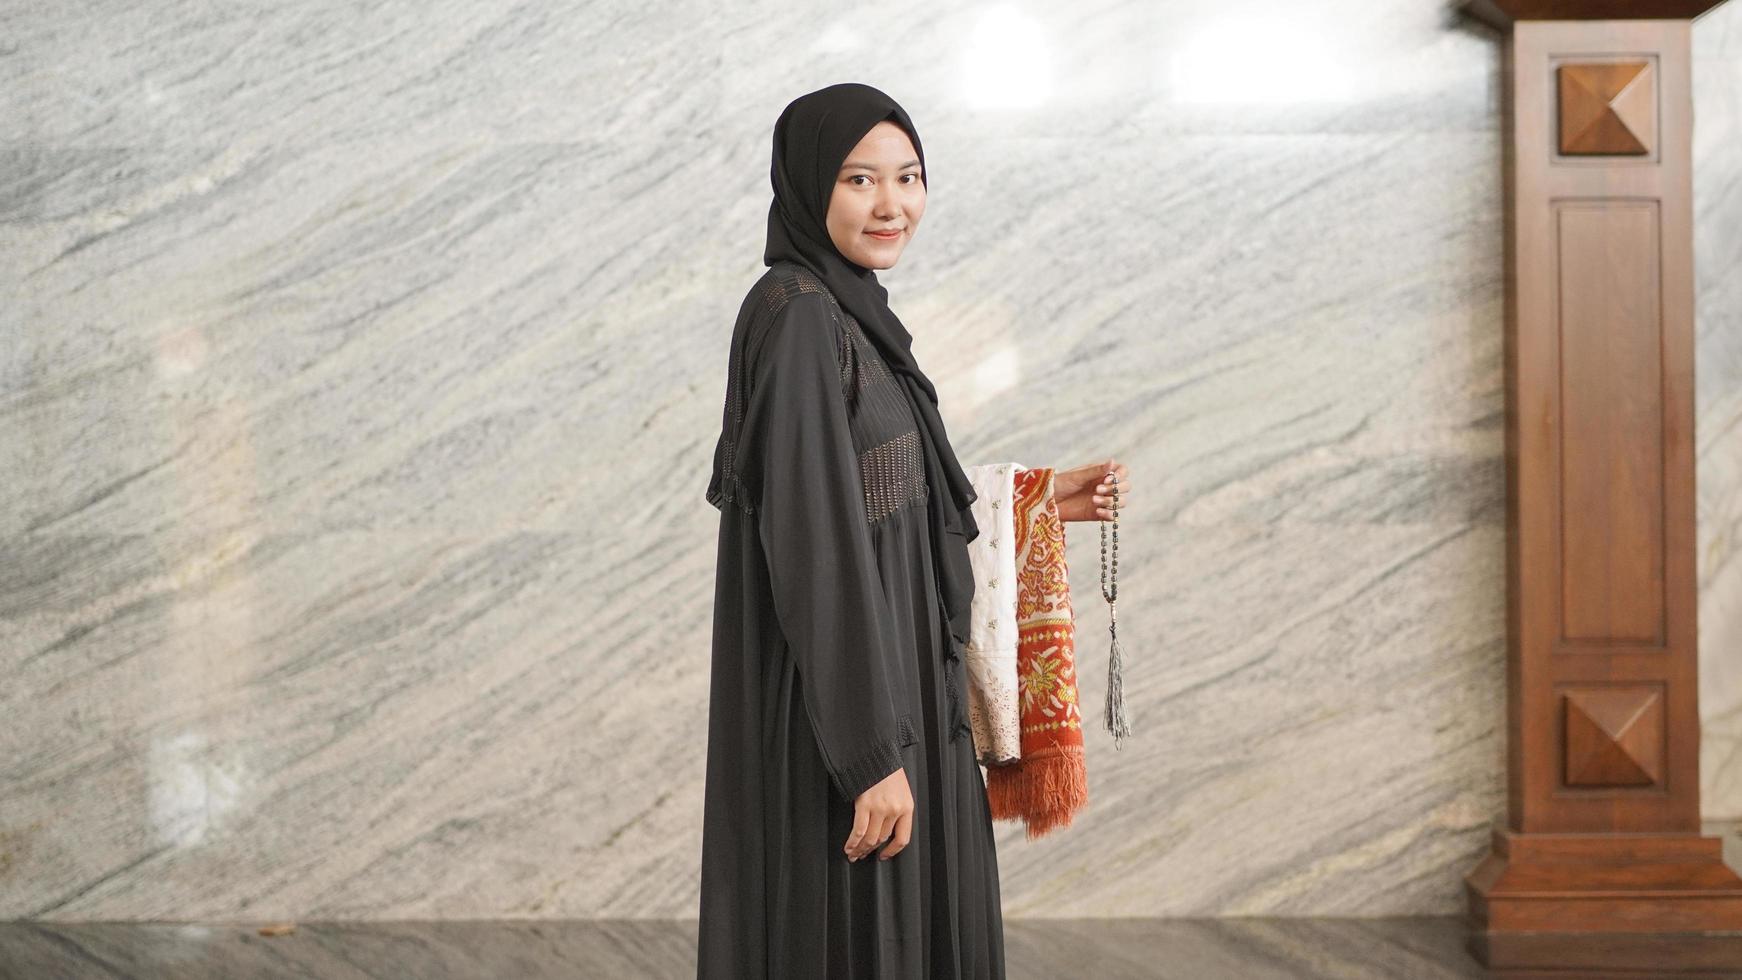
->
[762, 82, 982, 692]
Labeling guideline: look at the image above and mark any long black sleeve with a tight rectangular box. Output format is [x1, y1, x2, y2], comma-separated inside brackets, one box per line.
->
[738, 291, 912, 803]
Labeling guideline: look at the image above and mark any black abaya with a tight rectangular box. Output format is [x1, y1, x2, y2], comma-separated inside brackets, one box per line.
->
[698, 263, 1006, 979]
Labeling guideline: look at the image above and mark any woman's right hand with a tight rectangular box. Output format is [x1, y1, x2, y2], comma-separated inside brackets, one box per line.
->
[846, 767, 913, 862]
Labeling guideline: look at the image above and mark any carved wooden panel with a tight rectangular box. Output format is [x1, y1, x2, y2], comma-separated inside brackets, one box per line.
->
[1554, 201, 1666, 646]
[1557, 61, 1654, 155]
[1561, 685, 1664, 787]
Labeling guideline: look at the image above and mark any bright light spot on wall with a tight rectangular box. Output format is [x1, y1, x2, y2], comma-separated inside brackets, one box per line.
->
[811, 23, 863, 55]
[1168, 18, 1354, 104]
[962, 5, 1053, 109]
[150, 731, 244, 848]
[971, 345, 1022, 401]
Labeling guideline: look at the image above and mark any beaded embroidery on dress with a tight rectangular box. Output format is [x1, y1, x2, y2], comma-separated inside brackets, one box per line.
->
[707, 266, 927, 527]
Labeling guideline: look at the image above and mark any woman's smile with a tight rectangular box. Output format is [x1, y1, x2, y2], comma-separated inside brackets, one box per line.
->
[866, 228, 903, 241]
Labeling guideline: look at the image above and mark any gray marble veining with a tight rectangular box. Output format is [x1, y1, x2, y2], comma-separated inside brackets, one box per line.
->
[1, 0, 1737, 922]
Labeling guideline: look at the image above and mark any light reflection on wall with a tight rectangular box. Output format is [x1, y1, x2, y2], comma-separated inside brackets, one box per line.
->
[1167, 18, 1356, 104]
[149, 731, 243, 848]
[149, 318, 259, 855]
[962, 4, 1053, 109]
[971, 345, 1022, 403]
[960, 342, 1023, 435]
[809, 22, 863, 56]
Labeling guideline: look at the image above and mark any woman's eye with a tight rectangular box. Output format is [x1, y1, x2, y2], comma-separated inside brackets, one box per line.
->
[845, 173, 920, 186]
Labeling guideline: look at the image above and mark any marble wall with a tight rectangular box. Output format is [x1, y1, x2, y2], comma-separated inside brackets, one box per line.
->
[1, 0, 1737, 921]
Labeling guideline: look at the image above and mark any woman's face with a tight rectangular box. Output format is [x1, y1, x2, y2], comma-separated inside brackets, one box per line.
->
[825, 120, 926, 271]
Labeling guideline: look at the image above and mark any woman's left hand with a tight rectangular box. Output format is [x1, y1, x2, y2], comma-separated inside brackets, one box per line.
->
[1052, 457, 1130, 523]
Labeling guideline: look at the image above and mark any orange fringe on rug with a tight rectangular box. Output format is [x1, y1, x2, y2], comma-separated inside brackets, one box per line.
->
[984, 466, 1088, 839]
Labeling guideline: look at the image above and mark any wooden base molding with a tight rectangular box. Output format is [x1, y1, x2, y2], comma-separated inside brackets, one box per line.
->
[1467, 828, 1742, 929]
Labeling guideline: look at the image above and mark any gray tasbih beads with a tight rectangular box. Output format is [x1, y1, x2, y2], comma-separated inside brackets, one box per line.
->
[1101, 472, 1131, 747]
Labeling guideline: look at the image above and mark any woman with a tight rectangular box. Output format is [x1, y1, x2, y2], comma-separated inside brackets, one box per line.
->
[698, 82, 1130, 979]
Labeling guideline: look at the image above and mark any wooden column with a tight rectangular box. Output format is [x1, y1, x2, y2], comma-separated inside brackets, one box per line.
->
[1460, 1, 1742, 971]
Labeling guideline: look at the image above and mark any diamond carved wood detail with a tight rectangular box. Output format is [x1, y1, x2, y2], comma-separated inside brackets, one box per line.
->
[1562, 686, 1664, 787]
[1557, 61, 1654, 155]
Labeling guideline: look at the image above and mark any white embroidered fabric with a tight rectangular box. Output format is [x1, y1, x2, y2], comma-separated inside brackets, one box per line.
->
[963, 461, 1024, 766]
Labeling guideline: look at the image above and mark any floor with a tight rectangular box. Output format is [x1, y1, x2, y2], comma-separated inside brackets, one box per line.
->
[7, 916, 1740, 978]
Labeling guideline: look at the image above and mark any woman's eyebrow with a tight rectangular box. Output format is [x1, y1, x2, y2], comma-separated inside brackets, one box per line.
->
[839, 159, 922, 172]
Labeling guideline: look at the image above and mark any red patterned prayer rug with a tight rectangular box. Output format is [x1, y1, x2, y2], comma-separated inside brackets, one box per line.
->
[984, 466, 1089, 839]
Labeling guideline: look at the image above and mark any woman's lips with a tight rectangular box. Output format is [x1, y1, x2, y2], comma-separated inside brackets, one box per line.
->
[866, 229, 902, 240]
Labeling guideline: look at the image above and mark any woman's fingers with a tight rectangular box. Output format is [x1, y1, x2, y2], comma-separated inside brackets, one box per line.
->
[850, 811, 892, 862]
[844, 804, 872, 860]
[1093, 460, 1130, 519]
[1093, 464, 1128, 494]
[846, 805, 911, 861]
[846, 804, 881, 862]
[852, 814, 877, 862]
[871, 813, 896, 860]
[1093, 491, 1129, 516]
[878, 809, 913, 860]
[846, 768, 914, 861]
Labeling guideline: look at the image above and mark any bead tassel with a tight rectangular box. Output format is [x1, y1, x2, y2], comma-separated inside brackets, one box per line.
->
[1104, 606, 1130, 748]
